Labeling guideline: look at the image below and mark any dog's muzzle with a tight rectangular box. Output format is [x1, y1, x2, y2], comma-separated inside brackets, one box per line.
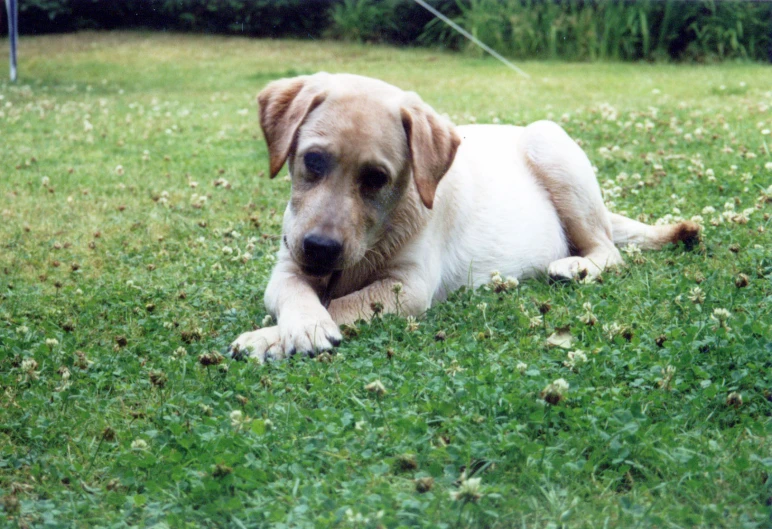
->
[301, 233, 343, 276]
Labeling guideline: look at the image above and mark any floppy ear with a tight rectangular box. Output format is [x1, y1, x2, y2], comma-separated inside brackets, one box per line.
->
[258, 74, 328, 178]
[401, 102, 461, 209]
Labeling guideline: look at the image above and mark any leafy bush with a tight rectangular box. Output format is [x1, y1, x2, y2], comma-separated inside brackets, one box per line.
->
[420, 0, 772, 62]
[3, 0, 771, 62]
[9, 0, 337, 37]
[327, 0, 393, 42]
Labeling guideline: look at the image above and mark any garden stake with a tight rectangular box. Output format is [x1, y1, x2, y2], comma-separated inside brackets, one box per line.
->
[5, 0, 17, 82]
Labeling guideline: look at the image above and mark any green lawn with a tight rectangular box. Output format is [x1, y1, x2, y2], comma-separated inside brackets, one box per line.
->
[1, 32, 771, 528]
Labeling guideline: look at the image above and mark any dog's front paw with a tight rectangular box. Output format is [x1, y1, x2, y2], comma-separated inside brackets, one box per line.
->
[278, 312, 342, 358]
[227, 325, 283, 362]
[227, 315, 343, 363]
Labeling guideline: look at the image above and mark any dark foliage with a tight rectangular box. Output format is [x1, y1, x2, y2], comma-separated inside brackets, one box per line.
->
[1, 0, 770, 62]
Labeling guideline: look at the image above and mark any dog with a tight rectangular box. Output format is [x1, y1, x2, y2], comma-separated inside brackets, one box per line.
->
[227, 73, 698, 362]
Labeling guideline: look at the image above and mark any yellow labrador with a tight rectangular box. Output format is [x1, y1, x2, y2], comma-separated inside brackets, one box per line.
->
[228, 73, 698, 361]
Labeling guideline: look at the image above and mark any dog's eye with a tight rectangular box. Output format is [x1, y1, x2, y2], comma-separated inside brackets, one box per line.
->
[303, 152, 329, 179]
[360, 167, 389, 191]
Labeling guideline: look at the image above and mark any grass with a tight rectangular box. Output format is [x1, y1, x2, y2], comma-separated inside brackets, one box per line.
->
[1, 32, 771, 528]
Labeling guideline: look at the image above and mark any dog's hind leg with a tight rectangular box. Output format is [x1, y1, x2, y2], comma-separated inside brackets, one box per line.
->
[523, 120, 623, 281]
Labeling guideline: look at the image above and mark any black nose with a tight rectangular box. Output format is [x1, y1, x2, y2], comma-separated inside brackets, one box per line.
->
[302, 234, 343, 270]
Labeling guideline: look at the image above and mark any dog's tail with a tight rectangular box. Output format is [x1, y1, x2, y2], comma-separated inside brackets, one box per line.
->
[609, 212, 700, 250]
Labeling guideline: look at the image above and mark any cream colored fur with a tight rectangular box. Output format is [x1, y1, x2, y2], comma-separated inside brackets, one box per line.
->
[228, 73, 698, 362]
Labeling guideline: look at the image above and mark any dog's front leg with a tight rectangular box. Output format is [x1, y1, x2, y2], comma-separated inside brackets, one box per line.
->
[228, 257, 342, 362]
[328, 276, 431, 326]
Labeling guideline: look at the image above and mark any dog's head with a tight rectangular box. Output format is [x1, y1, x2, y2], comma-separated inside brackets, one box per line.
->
[258, 73, 460, 277]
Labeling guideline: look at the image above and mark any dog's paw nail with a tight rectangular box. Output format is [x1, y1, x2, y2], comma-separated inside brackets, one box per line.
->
[225, 344, 243, 361]
[287, 347, 297, 358]
[330, 337, 341, 347]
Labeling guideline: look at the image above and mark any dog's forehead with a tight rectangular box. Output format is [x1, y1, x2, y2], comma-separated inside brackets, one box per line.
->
[297, 85, 408, 162]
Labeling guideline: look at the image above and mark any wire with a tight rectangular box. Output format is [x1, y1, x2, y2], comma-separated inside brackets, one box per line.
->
[411, 0, 530, 79]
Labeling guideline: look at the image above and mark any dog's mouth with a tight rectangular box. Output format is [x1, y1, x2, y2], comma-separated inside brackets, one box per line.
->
[300, 263, 338, 277]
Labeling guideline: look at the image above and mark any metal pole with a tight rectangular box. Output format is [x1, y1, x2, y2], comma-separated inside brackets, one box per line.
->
[6, 0, 17, 82]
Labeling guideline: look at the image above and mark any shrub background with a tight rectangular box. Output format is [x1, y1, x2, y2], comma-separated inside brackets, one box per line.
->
[2, 0, 772, 62]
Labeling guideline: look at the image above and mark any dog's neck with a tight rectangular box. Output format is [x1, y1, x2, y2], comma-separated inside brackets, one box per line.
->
[331, 184, 429, 298]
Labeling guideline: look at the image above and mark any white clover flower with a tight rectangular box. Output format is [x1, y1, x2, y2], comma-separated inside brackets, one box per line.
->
[41, 176, 50, 187]
[21, 358, 38, 372]
[732, 212, 749, 224]
[622, 243, 642, 256]
[45, 338, 59, 348]
[504, 276, 519, 289]
[564, 350, 588, 369]
[726, 392, 743, 407]
[115, 165, 124, 176]
[221, 245, 233, 255]
[391, 282, 403, 294]
[529, 315, 543, 328]
[603, 321, 622, 340]
[445, 360, 465, 377]
[688, 286, 705, 304]
[476, 302, 487, 312]
[131, 439, 148, 450]
[16, 325, 29, 335]
[229, 410, 245, 428]
[578, 302, 597, 326]
[451, 477, 482, 503]
[541, 378, 569, 404]
[702, 206, 716, 215]
[724, 201, 735, 211]
[658, 364, 677, 390]
[365, 380, 387, 396]
[516, 362, 528, 374]
[711, 308, 732, 331]
[261, 314, 273, 327]
[405, 315, 419, 332]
